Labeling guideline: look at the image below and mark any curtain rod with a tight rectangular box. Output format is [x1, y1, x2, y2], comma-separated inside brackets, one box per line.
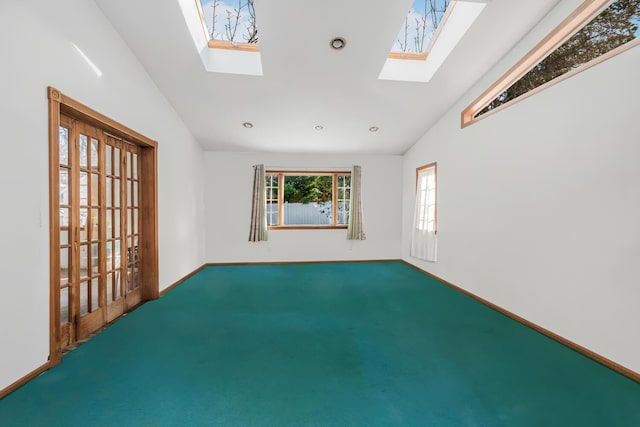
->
[263, 166, 353, 172]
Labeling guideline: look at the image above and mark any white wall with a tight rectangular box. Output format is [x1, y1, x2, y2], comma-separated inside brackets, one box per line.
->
[402, 0, 640, 373]
[0, 0, 206, 391]
[205, 152, 402, 262]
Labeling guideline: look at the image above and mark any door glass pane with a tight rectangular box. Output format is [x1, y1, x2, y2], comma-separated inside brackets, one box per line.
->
[114, 179, 120, 207]
[60, 228, 69, 246]
[114, 240, 121, 268]
[114, 148, 120, 175]
[80, 172, 88, 205]
[91, 174, 99, 206]
[114, 270, 121, 299]
[133, 235, 139, 261]
[114, 209, 121, 238]
[59, 208, 69, 228]
[133, 153, 138, 179]
[80, 281, 89, 315]
[59, 127, 69, 166]
[80, 244, 89, 278]
[106, 145, 112, 175]
[134, 237, 139, 263]
[79, 134, 88, 168]
[91, 280, 99, 312]
[60, 286, 69, 324]
[127, 268, 133, 292]
[127, 181, 132, 205]
[60, 248, 69, 285]
[80, 209, 88, 242]
[106, 273, 114, 302]
[128, 237, 134, 263]
[106, 210, 113, 239]
[133, 263, 140, 289]
[91, 208, 99, 241]
[59, 168, 69, 205]
[133, 209, 139, 234]
[127, 152, 132, 176]
[133, 181, 139, 206]
[106, 177, 112, 207]
[91, 243, 99, 276]
[127, 209, 132, 235]
[111, 242, 117, 270]
[90, 138, 99, 170]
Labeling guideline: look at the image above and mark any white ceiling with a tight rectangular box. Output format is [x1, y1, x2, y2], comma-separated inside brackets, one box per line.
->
[95, 0, 560, 154]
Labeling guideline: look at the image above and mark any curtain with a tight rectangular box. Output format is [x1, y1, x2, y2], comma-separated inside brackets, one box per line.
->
[410, 167, 437, 261]
[248, 164, 268, 242]
[347, 165, 366, 240]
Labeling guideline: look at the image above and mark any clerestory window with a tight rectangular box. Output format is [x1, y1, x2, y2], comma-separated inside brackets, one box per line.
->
[462, 0, 640, 127]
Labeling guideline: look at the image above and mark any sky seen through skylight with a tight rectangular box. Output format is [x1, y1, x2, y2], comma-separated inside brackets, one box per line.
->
[199, 0, 258, 44]
[392, 0, 450, 54]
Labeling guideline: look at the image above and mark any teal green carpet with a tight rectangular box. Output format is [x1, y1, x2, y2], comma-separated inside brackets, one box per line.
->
[1, 262, 638, 426]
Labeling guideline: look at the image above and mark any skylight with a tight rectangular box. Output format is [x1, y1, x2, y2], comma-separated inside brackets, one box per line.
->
[197, 0, 258, 48]
[180, 0, 263, 75]
[391, 0, 451, 59]
[379, 0, 486, 82]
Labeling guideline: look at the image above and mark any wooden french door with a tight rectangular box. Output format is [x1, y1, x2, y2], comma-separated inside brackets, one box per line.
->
[57, 115, 142, 347]
[104, 134, 143, 321]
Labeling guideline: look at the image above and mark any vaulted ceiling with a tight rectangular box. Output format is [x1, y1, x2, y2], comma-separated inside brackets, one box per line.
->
[95, 0, 561, 154]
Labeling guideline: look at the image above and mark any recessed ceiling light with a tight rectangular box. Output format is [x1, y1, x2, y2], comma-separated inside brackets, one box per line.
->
[314, 125, 324, 131]
[330, 37, 346, 50]
[369, 126, 379, 132]
[242, 122, 253, 128]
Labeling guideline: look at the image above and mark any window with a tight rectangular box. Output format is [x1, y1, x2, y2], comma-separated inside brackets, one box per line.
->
[179, 0, 263, 75]
[379, 1, 486, 82]
[411, 163, 437, 261]
[196, 0, 259, 51]
[462, 0, 640, 127]
[265, 171, 351, 228]
[390, 0, 452, 60]
[416, 164, 437, 233]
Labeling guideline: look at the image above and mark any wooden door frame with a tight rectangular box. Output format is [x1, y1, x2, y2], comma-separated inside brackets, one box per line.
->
[48, 87, 159, 366]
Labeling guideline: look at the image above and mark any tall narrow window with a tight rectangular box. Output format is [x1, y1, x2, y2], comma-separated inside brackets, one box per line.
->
[336, 174, 351, 225]
[411, 163, 437, 261]
[265, 173, 279, 227]
[462, 0, 640, 126]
